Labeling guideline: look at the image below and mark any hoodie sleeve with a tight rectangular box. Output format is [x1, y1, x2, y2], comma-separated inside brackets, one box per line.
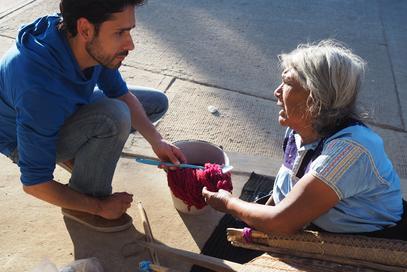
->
[97, 67, 128, 98]
[15, 90, 66, 185]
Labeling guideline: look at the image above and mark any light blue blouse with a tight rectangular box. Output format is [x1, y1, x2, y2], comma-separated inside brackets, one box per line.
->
[272, 124, 403, 233]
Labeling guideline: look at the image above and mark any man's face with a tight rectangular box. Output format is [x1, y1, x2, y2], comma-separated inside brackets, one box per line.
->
[86, 5, 136, 69]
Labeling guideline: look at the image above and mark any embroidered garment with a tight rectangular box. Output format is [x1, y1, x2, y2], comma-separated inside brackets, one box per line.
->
[272, 124, 403, 233]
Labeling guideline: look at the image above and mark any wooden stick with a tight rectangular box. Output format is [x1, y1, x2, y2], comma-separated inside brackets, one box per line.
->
[137, 202, 160, 265]
[139, 240, 243, 272]
[149, 263, 178, 272]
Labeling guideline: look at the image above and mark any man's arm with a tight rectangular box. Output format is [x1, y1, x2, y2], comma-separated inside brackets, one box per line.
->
[118, 92, 162, 147]
[117, 91, 186, 164]
[23, 180, 133, 219]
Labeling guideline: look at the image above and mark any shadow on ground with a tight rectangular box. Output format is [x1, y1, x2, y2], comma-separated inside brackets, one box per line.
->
[64, 218, 148, 272]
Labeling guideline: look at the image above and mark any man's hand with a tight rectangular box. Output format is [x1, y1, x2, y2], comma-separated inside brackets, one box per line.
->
[152, 139, 187, 168]
[23, 181, 134, 220]
[202, 187, 234, 213]
[118, 92, 186, 167]
[97, 192, 133, 219]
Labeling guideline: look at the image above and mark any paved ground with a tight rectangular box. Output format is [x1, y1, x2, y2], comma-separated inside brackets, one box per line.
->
[0, 0, 406, 271]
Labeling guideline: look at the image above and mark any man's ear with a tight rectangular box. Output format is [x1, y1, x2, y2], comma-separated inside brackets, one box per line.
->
[76, 18, 95, 41]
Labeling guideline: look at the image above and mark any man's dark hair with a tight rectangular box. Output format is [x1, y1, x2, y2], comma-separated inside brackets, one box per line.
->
[59, 0, 145, 36]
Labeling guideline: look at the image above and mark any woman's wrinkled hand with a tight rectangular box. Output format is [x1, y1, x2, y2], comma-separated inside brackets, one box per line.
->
[202, 187, 234, 213]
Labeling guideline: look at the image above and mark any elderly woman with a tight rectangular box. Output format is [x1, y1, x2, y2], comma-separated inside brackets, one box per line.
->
[202, 40, 404, 236]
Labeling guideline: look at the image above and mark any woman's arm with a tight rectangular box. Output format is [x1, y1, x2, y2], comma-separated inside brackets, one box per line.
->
[202, 173, 339, 234]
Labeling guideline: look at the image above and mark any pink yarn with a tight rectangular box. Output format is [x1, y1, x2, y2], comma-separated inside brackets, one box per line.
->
[167, 163, 233, 210]
[242, 227, 253, 243]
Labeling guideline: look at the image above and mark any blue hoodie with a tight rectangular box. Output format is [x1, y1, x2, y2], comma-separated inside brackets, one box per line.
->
[0, 15, 128, 185]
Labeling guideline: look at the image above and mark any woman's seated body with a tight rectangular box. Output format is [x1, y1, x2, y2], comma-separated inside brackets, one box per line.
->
[202, 40, 404, 236]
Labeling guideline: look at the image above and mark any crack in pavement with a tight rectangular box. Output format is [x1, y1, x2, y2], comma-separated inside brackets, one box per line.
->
[0, 0, 37, 20]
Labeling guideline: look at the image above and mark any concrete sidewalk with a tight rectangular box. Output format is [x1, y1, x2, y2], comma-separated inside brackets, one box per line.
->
[0, 0, 407, 271]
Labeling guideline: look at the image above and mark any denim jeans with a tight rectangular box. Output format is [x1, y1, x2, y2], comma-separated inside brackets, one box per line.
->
[12, 86, 168, 197]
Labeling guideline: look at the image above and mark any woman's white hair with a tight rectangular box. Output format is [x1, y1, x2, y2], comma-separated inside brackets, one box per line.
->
[279, 39, 367, 136]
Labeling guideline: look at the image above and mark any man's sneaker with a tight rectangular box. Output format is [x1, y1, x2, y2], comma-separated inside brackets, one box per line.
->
[61, 208, 133, 233]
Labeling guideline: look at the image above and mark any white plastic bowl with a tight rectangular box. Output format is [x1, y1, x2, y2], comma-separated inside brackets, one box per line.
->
[169, 140, 230, 215]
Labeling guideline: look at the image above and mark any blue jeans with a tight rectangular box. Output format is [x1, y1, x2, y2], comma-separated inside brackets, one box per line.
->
[55, 86, 168, 197]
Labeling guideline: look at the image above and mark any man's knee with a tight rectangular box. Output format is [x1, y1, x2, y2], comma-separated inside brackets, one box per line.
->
[156, 92, 169, 116]
[127, 87, 169, 119]
[147, 91, 168, 123]
[93, 99, 131, 137]
[107, 99, 131, 135]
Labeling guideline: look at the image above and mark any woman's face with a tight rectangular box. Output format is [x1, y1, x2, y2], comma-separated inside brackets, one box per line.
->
[274, 68, 313, 130]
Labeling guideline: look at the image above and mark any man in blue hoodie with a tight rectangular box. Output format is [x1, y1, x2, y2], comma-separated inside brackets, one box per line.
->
[0, 0, 186, 232]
